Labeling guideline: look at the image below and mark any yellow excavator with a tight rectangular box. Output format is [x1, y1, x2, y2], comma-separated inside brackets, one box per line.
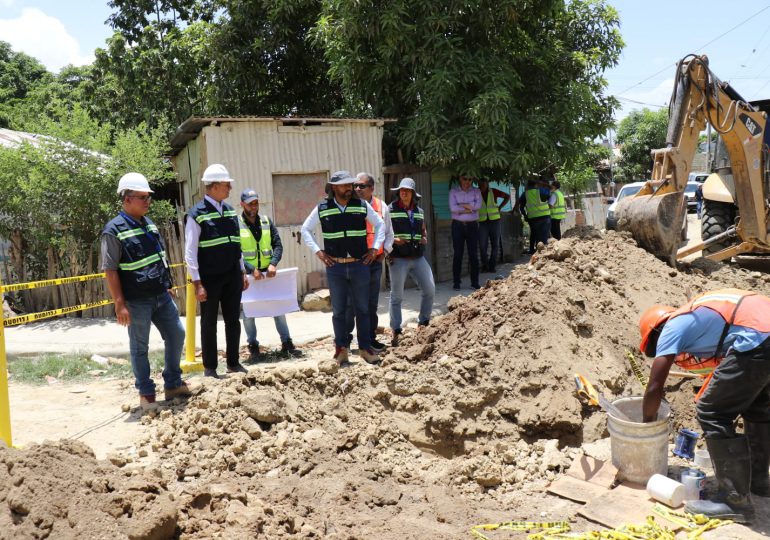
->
[615, 54, 770, 265]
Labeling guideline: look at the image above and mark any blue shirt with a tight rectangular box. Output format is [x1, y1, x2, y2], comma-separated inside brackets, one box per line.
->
[656, 307, 770, 357]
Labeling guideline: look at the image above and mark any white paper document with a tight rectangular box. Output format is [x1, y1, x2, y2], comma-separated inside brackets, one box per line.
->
[241, 267, 300, 318]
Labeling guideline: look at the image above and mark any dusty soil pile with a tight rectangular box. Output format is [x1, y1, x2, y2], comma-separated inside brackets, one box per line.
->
[0, 439, 177, 540]
[129, 229, 770, 537]
[5, 228, 770, 539]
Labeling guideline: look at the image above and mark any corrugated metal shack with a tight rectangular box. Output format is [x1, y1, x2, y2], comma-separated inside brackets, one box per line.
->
[169, 116, 391, 295]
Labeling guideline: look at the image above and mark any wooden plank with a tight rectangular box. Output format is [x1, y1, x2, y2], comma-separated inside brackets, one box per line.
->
[578, 482, 684, 531]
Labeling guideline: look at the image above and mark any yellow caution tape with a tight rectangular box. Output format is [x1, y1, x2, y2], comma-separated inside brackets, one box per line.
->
[626, 350, 649, 388]
[470, 521, 570, 540]
[0, 263, 184, 293]
[3, 282, 188, 327]
[651, 504, 732, 538]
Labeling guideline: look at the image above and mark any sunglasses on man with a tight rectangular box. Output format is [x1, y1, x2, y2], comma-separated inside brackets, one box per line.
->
[353, 184, 372, 190]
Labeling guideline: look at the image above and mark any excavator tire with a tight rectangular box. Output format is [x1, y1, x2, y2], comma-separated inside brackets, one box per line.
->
[701, 200, 736, 256]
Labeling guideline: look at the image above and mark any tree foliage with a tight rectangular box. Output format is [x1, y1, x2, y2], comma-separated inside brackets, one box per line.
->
[314, 0, 623, 179]
[615, 107, 669, 181]
[0, 41, 51, 127]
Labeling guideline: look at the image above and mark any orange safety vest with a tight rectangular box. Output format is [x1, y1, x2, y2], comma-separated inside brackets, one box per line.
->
[365, 196, 384, 256]
[668, 288, 770, 376]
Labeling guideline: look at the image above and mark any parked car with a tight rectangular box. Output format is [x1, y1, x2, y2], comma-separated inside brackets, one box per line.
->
[606, 182, 646, 230]
[683, 181, 702, 213]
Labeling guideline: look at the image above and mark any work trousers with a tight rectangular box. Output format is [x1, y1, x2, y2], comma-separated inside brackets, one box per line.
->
[528, 216, 551, 254]
[389, 256, 435, 332]
[200, 266, 243, 370]
[478, 218, 501, 271]
[327, 261, 371, 350]
[242, 312, 291, 346]
[696, 337, 770, 438]
[451, 220, 479, 288]
[345, 260, 383, 346]
[125, 291, 185, 396]
[550, 218, 562, 240]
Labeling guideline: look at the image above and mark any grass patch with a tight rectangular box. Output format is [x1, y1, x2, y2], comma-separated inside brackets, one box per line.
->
[8, 352, 165, 385]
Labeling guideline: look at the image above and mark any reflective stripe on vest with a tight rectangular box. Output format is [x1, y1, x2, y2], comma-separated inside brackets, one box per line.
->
[366, 196, 384, 256]
[479, 190, 501, 222]
[239, 215, 273, 270]
[318, 198, 369, 258]
[674, 353, 720, 375]
[550, 190, 567, 219]
[525, 189, 550, 218]
[199, 236, 241, 248]
[119, 250, 167, 271]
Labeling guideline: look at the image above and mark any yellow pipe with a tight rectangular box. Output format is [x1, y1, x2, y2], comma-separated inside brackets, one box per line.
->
[185, 279, 196, 362]
[0, 273, 12, 447]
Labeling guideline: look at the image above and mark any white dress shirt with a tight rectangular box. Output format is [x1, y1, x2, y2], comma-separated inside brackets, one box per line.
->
[301, 197, 385, 255]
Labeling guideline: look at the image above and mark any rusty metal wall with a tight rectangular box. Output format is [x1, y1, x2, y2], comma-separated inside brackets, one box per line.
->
[187, 120, 385, 295]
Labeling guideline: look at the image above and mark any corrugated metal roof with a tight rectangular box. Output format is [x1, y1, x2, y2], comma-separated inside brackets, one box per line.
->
[169, 115, 396, 155]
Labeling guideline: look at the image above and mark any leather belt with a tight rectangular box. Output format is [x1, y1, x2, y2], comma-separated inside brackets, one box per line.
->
[330, 256, 358, 263]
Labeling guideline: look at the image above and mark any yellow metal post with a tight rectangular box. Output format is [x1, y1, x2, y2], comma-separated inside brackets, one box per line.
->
[181, 278, 202, 373]
[0, 274, 12, 447]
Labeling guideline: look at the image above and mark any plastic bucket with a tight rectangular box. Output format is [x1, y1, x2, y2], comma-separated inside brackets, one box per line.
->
[607, 396, 670, 484]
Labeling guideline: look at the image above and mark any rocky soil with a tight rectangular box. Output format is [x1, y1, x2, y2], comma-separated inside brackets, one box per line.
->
[4, 228, 770, 539]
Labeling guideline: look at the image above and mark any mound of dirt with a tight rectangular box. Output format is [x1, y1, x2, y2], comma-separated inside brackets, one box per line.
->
[0, 439, 177, 540]
[7, 228, 770, 538]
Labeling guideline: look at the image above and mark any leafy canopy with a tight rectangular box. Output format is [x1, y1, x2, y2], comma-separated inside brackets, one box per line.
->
[314, 0, 623, 179]
[615, 107, 669, 181]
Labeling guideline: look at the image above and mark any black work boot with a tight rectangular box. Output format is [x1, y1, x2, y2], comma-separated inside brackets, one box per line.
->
[247, 342, 262, 362]
[280, 339, 302, 359]
[685, 436, 755, 523]
[746, 422, 770, 497]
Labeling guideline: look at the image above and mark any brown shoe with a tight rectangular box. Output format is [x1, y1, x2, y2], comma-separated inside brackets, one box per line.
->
[359, 348, 380, 365]
[164, 382, 193, 401]
[139, 394, 159, 411]
[334, 346, 349, 366]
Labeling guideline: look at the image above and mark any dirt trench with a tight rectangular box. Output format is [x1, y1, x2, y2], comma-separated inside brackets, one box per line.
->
[4, 227, 770, 539]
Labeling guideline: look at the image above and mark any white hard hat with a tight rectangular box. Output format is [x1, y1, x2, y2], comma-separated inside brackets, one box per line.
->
[117, 172, 153, 195]
[202, 163, 233, 183]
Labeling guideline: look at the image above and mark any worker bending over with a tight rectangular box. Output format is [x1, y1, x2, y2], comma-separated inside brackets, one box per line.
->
[639, 288, 770, 523]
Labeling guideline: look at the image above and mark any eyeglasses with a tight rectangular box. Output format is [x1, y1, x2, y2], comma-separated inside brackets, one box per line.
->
[353, 184, 371, 190]
[129, 195, 152, 202]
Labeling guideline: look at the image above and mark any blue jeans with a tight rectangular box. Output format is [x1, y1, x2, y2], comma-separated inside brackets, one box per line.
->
[528, 216, 551, 254]
[389, 256, 435, 332]
[242, 312, 291, 345]
[478, 219, 501, 270]
[327, 261, 371, 349]
[345, 260, 383, 345]
[125, 292, 185, 396]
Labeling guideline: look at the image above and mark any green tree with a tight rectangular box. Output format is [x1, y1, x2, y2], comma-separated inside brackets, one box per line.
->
[314, 0, 623, 178]
[615, 107, 669, 181]
[559, 142, 611, 200]
[0, 41, 51, 127]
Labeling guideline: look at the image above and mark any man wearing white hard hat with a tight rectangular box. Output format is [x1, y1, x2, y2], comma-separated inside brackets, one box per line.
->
[102, 172, 191, 411]
[385, 177, 435, 346]
[185, 163, 249, 378]
[300, 170, 385, 366]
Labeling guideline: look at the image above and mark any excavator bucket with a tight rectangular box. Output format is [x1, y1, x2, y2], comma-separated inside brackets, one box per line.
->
[614, 190, 685, 266]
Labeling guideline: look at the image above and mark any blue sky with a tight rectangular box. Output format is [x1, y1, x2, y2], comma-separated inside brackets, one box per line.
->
[2, 0, 770, 123]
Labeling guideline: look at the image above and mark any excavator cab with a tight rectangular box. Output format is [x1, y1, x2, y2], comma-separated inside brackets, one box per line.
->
[615, 55, 770, 265]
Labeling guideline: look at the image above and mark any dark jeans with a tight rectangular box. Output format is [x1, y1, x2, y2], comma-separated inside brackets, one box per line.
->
[528, 216, 551, 254]
[345, 260, 383, 346]
[327, 261, 371, 350]
[452, 220, 479, 287]
[200, 267, 243, 370]
[696, 338, 770, 438]
[125, 292, 185, 396]
[550, 218, 562, 240]
[478, 219, 501, 270]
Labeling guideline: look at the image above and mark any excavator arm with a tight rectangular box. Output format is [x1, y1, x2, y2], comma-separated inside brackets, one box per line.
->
[615, 54, 769, 264]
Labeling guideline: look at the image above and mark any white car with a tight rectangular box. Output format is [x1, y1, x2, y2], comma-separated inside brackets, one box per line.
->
[606, 181, 646, 230]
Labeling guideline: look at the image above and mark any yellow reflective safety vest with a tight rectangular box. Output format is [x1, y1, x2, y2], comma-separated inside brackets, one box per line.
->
[239, 215, 273, 271]
[479, 190, 501, 222]
[550, 190, 567, 220]
[525, 189, 550, 219]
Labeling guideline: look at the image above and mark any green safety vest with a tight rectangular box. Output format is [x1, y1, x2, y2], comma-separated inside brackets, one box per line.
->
[550, 190, 567, 220]
[525, 189, 550, 219]
[239, 215, 273, 271]
[479, 190, 501, 222]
